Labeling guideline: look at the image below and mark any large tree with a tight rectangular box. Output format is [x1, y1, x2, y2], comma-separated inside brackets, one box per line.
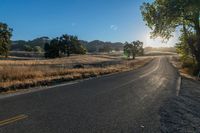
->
[0, 22, 12, 58]
[60, 34, 86, 57]
[44, 34, 86, 58]
[141, 0, 200, 72]
[44, 38, 60, 58]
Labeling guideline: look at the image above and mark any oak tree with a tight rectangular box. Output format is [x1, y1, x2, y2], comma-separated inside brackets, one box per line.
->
[0, 22, 12, 58]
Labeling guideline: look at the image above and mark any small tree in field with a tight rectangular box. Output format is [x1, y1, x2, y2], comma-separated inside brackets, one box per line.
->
[124, 41, 144, 59]
[124, 42, 134, 59]
[0, 22, 12, 58]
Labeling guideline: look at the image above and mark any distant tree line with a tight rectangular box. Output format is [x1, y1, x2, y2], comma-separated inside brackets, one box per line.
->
[80, 40, 124, 53]
[44, 34, 86, 58]
[124, 40, 144, 59]
[12, 37, 50, 53]
[24, 45, 43, 53]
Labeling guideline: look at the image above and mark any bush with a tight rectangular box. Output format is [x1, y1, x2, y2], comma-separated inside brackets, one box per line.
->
[182, 57, 199, 76]
[193, 65, 200, 76]
[182, 59, 195, 68]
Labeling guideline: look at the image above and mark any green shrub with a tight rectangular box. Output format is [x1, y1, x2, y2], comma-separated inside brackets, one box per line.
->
[182, 57, 199, 75]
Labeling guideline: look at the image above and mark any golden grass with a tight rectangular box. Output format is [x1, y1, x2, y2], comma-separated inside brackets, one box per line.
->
[0, 54, 120, 66]
[0, 55, 152, 92]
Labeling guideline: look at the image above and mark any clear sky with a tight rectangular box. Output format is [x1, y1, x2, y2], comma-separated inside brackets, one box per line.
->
[0, 0, 178, 47]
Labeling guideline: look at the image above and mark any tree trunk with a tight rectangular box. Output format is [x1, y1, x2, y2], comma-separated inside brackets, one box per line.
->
[5, 52, 8, 58]
[66, 46, 70, 57]
[195, 15, 200, 73]
[191, 12, 200, 74]
[181, 12, 200, 74]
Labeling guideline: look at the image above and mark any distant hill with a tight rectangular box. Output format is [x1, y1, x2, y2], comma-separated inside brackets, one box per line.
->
[11, 37, 50, 51]
[144, 47, 176, 53]
[12, 38, 124, 53]
[80, 40, 124, 53]
[11, 38, 177, 56]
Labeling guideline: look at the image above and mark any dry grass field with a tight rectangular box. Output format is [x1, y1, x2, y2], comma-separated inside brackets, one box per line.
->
[0, 54, 152, 92]
[0, 54, 120, 66]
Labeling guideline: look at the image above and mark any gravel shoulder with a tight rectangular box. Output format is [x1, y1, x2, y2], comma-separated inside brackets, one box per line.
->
[160, 57, 200, 133]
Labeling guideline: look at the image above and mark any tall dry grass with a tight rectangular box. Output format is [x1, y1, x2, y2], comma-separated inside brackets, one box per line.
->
[0, 55, 152, 92]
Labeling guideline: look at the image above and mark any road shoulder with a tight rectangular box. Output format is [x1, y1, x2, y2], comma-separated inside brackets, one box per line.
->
[160, 56, 200, 132]
[160, 78, 200, 133]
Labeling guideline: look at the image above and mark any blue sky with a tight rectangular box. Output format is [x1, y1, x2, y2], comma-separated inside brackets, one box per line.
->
[0, 0, 178, 47]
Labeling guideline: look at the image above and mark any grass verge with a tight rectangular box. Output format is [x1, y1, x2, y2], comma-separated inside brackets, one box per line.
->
[169, 56, 199, 80]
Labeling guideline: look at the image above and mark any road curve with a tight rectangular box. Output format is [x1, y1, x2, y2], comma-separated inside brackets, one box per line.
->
[0, 56, 179, 133]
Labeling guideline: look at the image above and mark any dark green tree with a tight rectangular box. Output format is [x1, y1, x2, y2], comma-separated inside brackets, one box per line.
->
[133, 40, 144, 56]
[72, 38, 87, 54]
[0, 22, 12, 58]
[60, 34, 86, 56]
[44, 38, 60, 58]
[124, 42, 134, 59]
[44, 35, 86, 58]
[44, 42, 50, 58]
[60, 34, 71, 56]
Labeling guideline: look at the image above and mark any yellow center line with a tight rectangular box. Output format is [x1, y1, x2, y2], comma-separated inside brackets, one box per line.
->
[0, 114, 28, 126]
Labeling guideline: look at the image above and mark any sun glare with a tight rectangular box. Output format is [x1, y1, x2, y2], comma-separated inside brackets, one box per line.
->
[144, 34, 177, 48]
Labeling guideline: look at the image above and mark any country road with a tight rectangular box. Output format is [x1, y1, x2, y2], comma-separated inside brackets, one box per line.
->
[0, 56, 180, 133]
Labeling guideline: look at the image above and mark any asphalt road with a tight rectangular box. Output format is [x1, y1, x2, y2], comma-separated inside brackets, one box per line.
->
[0, 57, 179, 133]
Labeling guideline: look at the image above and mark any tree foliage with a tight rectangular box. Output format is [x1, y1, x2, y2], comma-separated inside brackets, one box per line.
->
[33, 46, 43, 53]
[24, 45, 33, 52]
[0, 22, 12, 57]
[124, 41, 144, 59]
[141, 0, 200, 73]
[44, 38, 60, 58]
[44, 34, 86, 58]
[175, 31, 196, 61]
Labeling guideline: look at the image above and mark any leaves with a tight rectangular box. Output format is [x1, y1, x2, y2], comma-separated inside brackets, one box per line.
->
[141, 0, 200, 73]
[141, 0, 200, 40]
[124, 41, 144, 59]
[0, 22, 12, 57]
[44, 34, 86, 58]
